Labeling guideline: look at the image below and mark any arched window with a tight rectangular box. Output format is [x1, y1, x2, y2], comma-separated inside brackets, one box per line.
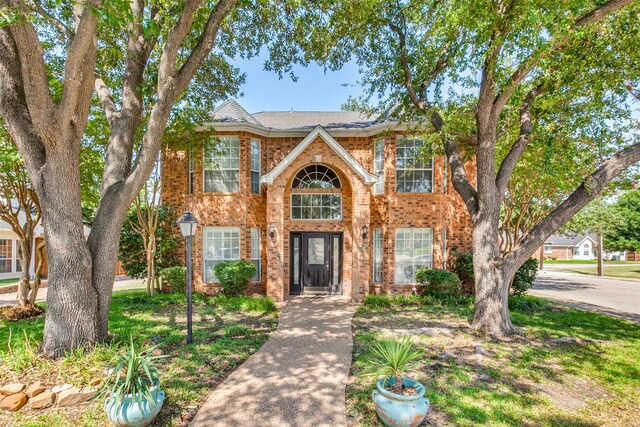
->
[291, 165, 342, 220]
[292, 164, 341, 189]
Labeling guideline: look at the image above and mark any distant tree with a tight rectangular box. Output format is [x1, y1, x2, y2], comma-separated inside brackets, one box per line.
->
[119, 205, 180, 290]
[604, 189, 640, 252]
[0, 128, 44, 306]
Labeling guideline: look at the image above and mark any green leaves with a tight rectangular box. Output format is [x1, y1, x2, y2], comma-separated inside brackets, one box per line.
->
[363, 336, 422, 381]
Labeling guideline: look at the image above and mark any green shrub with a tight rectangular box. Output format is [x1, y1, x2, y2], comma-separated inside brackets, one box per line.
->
[159, 266, 186, 293]
[415, 268, 462, 300]
[214, 260, 257, 297]
[449, 251, 474, 294]
[509, 294, 549, 313]
[512, 258, 538, 295]
[362, 294, 422, 309]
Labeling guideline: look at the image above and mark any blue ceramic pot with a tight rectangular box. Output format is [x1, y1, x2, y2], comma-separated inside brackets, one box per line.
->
[372, 377, 429, 427]
[104, 387, 165, 427]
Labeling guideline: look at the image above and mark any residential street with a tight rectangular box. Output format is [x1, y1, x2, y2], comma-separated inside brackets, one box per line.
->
[531, 271, 640, 323]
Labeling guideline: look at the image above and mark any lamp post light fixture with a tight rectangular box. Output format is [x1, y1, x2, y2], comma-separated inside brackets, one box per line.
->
[269, 223, 276, 238]
[362, 225, 368, 240]
[177, 211, 198, 344]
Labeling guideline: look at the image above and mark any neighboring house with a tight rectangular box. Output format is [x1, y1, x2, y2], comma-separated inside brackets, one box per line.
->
[162, 100, 474, 301]
[0, 213, 44, 280]
[538, 234, 598, 260]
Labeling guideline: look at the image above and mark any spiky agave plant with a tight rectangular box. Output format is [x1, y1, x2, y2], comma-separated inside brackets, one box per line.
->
[364, 336, 422, 394]
[96, 335, 167, 408]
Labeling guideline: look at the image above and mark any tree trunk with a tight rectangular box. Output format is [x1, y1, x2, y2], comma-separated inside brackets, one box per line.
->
[15, 236, 32, 307]
[41, 149, 98, 357]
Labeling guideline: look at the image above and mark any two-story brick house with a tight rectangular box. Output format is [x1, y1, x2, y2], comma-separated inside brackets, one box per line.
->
[161, 100, 473, 301]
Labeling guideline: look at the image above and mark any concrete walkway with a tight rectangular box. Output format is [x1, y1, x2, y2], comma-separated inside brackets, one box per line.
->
[190, 296, 357, 427]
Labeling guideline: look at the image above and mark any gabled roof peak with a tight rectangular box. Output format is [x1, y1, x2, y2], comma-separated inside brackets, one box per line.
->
[211, 99, 261, 125]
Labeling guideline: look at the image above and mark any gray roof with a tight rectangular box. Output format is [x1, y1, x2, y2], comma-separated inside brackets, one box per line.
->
[210, 99, 380, 131]
[546, 233, 596, 246]
[211, 99, 261, 125]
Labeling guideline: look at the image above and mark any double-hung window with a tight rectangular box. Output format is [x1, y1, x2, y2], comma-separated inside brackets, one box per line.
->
[204, 137, 240, 192]
[544, 245, 553, 254]
[394, 228, 433, 284]
[373, 139, 384, 194]
[372, 229, 383, 283]
[251, 227, 261, 282]
[203, 227, 240, 282]
[0, 239, 12, 273]
[251, 139, 261, 194]
[396, 138, 433, 193]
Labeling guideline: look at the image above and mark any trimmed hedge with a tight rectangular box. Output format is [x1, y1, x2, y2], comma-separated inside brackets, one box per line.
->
[159, 266, 187, 293]
[415, 268, 462, 300]
[214, 260, 257, 297]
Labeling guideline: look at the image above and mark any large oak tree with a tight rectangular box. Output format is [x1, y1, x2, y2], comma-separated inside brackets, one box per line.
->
[0, 0, 247, 356]
[267, 0, 640, 335]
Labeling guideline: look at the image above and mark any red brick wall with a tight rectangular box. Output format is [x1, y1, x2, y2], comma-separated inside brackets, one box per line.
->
[161, 129, 474, 301]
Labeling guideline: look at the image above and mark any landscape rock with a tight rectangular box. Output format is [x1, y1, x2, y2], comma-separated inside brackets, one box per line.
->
[151, 348, 164, 356]
[438, 351, 455, 360]
[52, 383, 73, 394]
[0, 383, 25, 395]
[57, 387, 84, 407]
[251, 293, 264, 298]
[26, 381, 46, 397]
[0, 392, 28, 411]
[89, 378, 102, 387]
[28, 390, 55, 409]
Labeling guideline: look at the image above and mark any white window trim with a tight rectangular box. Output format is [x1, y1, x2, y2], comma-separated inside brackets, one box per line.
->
[203, 136, 241, 193]
[290, 193, 343, 221]
[250, 138, 261, 195]
[251, 227, 261, 282]
[0, 237, 17, 275]
[395, 137, 434, 194]
[202, 226, 241, 283]
[544, 245, 553, 254]
[372, 228, 383, 283]
[373, 138, 385, 195]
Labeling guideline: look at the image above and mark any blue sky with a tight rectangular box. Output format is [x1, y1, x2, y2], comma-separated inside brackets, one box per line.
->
[231, 52, 363, 113]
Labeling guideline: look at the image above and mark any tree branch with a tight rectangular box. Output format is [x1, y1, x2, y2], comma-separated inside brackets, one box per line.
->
[493, 0, 634, 115]
[505, 142, 640, 267]
[94, 77, 117, 126]
[26, 1, 74, 42]
[495, 84, 544, 196]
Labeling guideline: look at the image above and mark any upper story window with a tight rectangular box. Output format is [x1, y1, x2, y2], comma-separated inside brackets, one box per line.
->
[251, 139, 261, 194]
[373, 138, 384, 194]
[204, 136, 240, 193]
[292, 164, 341, 189]
[396, 138, 433, 193]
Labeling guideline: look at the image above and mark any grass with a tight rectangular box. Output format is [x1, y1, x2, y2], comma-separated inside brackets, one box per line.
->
[0, 290, 278, 426]
[544, 260, 637, 264]
[0, 278, 19, 287]
[552, 265, 640, 279]
[348, 295, 640, 427]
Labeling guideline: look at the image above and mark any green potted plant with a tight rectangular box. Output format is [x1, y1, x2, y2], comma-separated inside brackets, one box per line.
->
[97, 336, 167, 427]
[365, 337, 429, 427]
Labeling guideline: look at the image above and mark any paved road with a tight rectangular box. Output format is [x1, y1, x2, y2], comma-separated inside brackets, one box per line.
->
[531, 271, 640, 323]
[0, 279, 145, 307]
[190, 296, 357, 427]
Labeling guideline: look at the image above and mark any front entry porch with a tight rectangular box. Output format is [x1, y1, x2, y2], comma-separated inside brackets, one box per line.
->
[290, 232, 343, 296]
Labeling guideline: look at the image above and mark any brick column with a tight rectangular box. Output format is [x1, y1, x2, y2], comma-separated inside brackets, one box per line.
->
[265, 185, 285, 301]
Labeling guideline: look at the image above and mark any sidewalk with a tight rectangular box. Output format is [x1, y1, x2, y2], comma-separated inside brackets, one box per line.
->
[190, 296, 357, 427]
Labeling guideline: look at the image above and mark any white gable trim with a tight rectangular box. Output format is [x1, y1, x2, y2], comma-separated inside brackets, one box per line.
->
[575, 235, 597, 247]
[260, 125, 379, 185]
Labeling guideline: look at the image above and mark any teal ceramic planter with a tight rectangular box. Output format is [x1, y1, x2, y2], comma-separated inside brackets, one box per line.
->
[372, 377, 429, 427]
[104, 387, 165, 427]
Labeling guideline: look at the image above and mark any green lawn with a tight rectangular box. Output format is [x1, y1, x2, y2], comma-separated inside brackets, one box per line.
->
[0, 291, 278, 426]
[545, 259, 637, 264]
[0, 278, 18, 287]
[348, 295, 640, 427]
[553, 265, 640, 279]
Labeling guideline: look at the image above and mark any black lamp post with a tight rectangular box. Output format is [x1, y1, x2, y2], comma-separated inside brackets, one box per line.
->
[177, 211, 198, 344]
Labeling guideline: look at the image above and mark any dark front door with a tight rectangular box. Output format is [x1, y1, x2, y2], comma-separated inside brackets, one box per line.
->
[290, 232, 342, 295]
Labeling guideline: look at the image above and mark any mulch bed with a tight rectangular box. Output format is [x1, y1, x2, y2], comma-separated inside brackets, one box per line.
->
[0, 304, 45, 321]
